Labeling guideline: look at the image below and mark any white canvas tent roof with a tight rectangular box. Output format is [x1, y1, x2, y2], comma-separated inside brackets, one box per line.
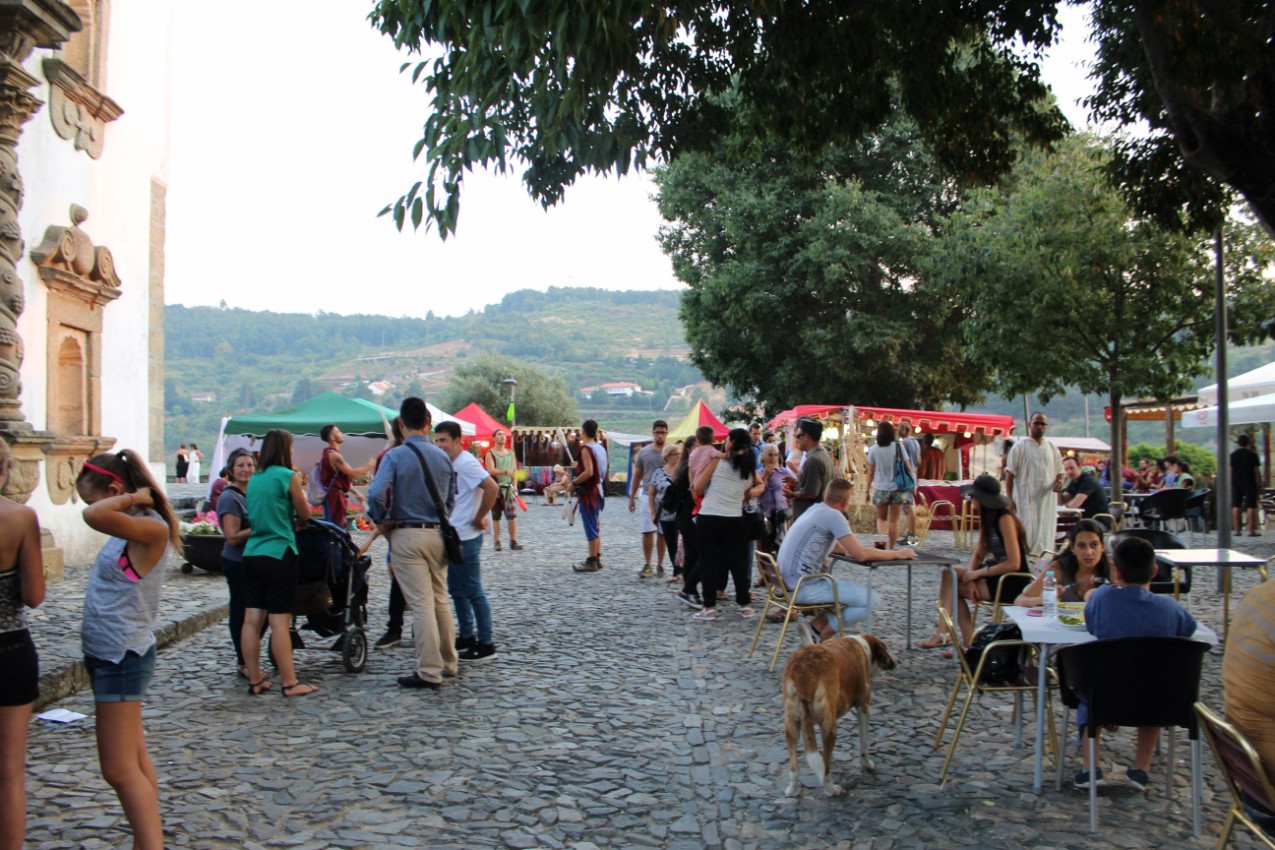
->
[1050, 436, 1111, 453]
[1196, 362, 1275, 405]
[1181, 390, 1275, 429]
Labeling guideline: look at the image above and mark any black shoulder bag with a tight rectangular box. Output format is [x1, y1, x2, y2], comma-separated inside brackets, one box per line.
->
[405, 443, 464, 564]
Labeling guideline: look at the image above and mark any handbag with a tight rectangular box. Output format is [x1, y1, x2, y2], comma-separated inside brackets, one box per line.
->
[893, 442, 915, 492]
[743, 499, 770, 540]
[405, 442, 464, 564]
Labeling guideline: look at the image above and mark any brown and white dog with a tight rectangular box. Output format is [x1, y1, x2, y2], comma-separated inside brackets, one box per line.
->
[782, 633, 896, 797]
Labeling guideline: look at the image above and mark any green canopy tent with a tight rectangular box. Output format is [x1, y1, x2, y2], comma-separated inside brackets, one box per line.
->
[207, 393, 395, 496]
[223, 392, 394, 437]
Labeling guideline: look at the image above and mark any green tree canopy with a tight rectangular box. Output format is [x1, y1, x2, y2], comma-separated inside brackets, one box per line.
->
[370, 1, 1275, 237]
[441, 353, 579, 427]
[369, 0, 1066, 237]
[931, 136, 1275, 471]
[656, 115, 988, 411]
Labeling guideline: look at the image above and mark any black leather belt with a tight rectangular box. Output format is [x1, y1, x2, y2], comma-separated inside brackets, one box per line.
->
[398, 522, 439, 529]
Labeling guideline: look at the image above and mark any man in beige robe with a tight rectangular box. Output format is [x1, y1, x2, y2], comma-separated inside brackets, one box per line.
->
[1004, 413, 1064, 555]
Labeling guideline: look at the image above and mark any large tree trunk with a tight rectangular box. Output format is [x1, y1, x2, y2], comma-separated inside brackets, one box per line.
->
[1134, 3, 1275, 237]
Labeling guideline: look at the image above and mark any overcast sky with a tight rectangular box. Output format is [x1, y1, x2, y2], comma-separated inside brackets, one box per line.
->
[165, 3, 1095, 319]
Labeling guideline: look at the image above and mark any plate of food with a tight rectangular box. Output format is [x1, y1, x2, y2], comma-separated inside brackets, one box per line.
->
[1057, 613, 1086, 630]
[1058, 601, 1085, 611]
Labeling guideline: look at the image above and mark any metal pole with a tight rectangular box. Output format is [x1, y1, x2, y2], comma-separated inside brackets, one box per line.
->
[1084, 396, 1091, 439]
[1215, 229, 1231, 592]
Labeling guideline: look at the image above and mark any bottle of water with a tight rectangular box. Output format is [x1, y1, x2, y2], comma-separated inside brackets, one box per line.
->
[1042, 570, 1058, 620]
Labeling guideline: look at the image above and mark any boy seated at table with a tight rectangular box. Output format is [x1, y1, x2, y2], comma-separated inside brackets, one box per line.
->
[1074, 536, 1197, 790]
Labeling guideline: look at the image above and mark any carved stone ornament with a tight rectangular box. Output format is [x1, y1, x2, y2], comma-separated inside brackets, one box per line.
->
[30, 203, 121, 306]
[0, 1, 80, 505]
[44, 433, 112, 504]
[42, 57, 118, 158]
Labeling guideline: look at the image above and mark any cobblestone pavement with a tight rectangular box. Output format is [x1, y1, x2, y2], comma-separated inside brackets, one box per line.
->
[21, 494, 1275, 849]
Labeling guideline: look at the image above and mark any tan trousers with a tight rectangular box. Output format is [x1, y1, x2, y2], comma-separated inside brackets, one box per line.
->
[388, 527, 457, 683]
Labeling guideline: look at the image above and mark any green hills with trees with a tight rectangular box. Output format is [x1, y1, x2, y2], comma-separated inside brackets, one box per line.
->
[163, 287, 705, 454]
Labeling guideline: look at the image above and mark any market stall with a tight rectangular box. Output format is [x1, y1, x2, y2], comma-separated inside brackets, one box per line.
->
[767, 404, 1016, 529]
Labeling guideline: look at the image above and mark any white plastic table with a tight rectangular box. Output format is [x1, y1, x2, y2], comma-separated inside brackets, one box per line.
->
[1155, 548, 1267, 637]
[831, 550, 959, 652]
[1003, 605, 1218, 795]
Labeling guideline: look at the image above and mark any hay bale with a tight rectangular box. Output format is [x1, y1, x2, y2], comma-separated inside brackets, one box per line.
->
[848, 503, 878, 534]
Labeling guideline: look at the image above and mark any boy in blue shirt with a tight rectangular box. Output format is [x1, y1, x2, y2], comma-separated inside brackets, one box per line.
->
[1075, 537, 1197, 789]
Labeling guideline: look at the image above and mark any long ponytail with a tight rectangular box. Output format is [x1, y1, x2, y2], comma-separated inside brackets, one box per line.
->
[78, 450, 183, 554]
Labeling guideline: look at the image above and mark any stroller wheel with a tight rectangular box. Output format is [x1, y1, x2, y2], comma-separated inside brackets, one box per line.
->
[180, 563, 194, 574]
[342, 628, 367, 673]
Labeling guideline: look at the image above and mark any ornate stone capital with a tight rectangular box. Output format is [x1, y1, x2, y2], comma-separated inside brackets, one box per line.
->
[0, 1, 81, 63]
[44, 433, 112, 504]
[42, 57, 119, 158]
[31, 203, 121, 306]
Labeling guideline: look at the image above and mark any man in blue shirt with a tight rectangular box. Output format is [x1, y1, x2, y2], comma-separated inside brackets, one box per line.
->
[367, 397, 457, 690]
[1075, 537, 1196, 789]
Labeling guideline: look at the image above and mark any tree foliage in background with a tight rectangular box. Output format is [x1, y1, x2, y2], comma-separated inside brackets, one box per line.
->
[368, 0, 1066, 237]
[370, 0, 1275, 238]
[656, 113, 990, 411]
[1087, 1, 1275, 235]
[932, 136, 1275, 479]
[440, 353, 578, 427]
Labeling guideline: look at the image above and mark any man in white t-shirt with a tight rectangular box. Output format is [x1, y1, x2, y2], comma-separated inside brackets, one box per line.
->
[628, 419, 669, 578]
[777, 479, 916, 641]
[434, 421, 501, 662]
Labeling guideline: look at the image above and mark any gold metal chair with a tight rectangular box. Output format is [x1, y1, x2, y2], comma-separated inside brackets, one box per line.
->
[970, 571, 1036, 629]
[933, 604, 1058, 782]
[924, 499, 958, 547]
[957, 498, 981, 551]
[748, 551, 845, 671]
[1195, 701, 1275, 850]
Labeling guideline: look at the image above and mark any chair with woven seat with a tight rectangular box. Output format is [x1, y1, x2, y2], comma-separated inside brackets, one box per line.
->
[1195, 701, 1275, 850]
[748, 551, 845, 671]
[1055, 636, 1210, 834]
[933, 604, 1057, 783]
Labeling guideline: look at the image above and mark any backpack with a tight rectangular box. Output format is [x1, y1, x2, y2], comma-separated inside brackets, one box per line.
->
[305, 451, 332, 507]
[963, 622, 1023, 684]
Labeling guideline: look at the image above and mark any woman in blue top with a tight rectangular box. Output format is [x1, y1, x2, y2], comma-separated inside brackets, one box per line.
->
[216, 448, 255, 678]
[241, 430, 317, 698]
[76, 449, 182, 850]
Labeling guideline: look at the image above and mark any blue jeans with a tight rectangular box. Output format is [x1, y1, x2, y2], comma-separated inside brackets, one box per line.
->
[447, 535, 492, 644]
[791, 576, 879, 633]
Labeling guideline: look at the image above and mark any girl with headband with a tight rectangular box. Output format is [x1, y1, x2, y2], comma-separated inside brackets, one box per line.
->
[76, 449, 181, 850]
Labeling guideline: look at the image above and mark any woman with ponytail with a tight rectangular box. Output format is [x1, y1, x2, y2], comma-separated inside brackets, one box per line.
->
[0, 439, 45, 849]
[76, 449, 181, 850]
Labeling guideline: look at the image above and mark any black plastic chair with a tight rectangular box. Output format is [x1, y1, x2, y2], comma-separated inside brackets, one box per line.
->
[1183, 489, 1210, 542]
[1137, 487, 1190, 531]
[1056, 637, 1211, 835]
[1109, 528, 1191, 597]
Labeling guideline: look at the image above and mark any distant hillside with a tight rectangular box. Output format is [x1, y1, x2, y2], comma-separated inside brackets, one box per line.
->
[163, 288, 703, 454]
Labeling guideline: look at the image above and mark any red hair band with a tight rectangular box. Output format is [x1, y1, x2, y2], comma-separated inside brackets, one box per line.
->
[82, 461, 124, 486]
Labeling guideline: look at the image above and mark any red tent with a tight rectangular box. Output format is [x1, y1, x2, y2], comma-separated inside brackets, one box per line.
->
[768, 404, 1014, 447]
[451, 403, 507, 442]
[668, 400, 731, 442]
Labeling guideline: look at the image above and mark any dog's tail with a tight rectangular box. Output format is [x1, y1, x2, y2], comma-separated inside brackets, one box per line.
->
[801, 698, 823, 778]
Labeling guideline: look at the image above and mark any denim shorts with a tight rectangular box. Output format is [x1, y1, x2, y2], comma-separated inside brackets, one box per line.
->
[84, 644, 157, 703]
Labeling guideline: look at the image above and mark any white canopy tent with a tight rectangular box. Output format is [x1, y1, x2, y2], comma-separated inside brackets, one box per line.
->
[1181, 391, 1275, 429]
[1196, 361, 1275, 405]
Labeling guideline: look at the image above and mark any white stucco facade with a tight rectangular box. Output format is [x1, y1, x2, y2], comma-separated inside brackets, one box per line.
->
[15, 4, 171, 563]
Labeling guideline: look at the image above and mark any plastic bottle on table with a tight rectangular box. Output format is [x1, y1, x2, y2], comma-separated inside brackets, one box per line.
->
[1042, 570, 1058, 620]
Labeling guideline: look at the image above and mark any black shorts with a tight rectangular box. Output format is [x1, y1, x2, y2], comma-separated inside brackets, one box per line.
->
[243, 550, 299, 615]
[0, 629, 38, 706]
[1233, 482, 1260, 510]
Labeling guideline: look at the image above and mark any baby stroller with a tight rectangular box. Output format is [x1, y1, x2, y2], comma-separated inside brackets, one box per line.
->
[294, 520, 372, 673]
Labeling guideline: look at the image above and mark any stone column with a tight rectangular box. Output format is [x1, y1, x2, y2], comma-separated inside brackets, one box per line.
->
[0, 1, 80, 504]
